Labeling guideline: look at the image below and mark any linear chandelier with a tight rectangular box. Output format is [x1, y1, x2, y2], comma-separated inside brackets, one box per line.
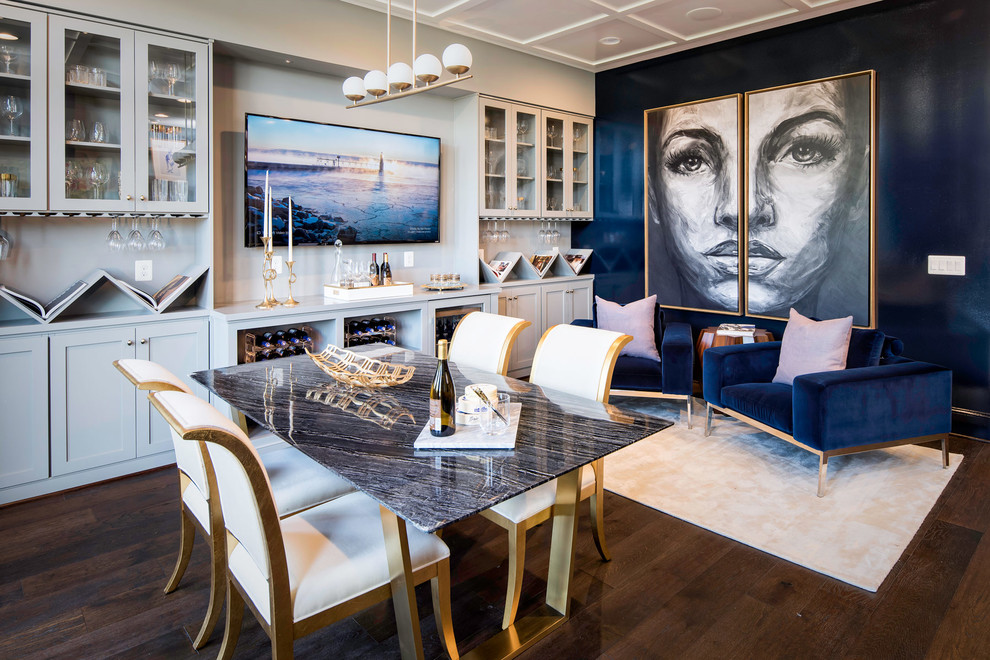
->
[342, 0, 473, 108]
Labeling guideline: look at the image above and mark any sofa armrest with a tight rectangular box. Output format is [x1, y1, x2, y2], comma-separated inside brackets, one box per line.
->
[702, 342, 782, 407]
[570, 318, 595, 328]
[792, 361, 952, 453]
[660, 322, 694, 396]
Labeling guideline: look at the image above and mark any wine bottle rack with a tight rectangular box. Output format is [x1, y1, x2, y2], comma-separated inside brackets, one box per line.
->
[345, 315, 397, 348]
[243, 325, 315, 363]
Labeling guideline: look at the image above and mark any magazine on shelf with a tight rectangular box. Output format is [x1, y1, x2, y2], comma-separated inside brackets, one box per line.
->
[529, 251, 558, 278]
[0, 270, 108, 323]
[479, 251, 523, 283]
[562, 248, 593, 275]
[109, 265, 209, 312]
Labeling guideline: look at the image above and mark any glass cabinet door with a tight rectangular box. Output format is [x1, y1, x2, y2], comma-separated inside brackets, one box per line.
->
[543, 112, 566, 218]
[481, 100, 508, 215]
[543, 110, 593, 219]
[0, 6, 47, 210]
[512, 105, 539, 216]
[570, 117, 592, 217]
[49, 16, 135, 212]
[135, 33, 209, 213]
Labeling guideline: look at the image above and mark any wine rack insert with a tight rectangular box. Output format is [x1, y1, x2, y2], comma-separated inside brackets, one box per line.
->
[345, 315, 397, 348]
[243, 325, 315, 363]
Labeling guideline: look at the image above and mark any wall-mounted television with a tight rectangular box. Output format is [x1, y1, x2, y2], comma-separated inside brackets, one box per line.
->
[244, 113, 441, 247]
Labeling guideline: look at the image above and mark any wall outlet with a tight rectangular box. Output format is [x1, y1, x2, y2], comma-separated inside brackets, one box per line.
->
[404, 251, 414, 267]
[928, 255, 965, 276]
[272, 255, 283, 274]
[135, 260, 153, 281]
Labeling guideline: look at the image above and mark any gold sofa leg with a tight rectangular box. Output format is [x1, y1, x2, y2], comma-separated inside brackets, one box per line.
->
[817, 455, 829, 498]
[942, 436, 950, 468]
[686, 396, 693, 429]
[704, 403, 714, 437]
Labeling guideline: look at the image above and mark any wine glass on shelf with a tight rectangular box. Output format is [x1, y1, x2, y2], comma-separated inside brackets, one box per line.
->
[67, 118, 85, 142]
[538, 220, 547, 244]
[499, 219, 510, 243]
[2, 96, 22, 136]
[481, 220, 493, 243]
[147, 217, 166, 251]
[89, 162, 110, 199]
[106, 215, 124, 252]
[546, 124, 558, 148]
[551, 221, 560, 246]
[0, 45, 16, 74]
[127, 216, 146, 252]
[164, 62, 181, 96]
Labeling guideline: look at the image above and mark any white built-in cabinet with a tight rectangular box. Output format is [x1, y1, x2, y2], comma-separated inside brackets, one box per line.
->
[542, 279, 593, 329]
[480, 97, 593, 220]
[48, 15, 210, 213]
[0, 335, 49, 489]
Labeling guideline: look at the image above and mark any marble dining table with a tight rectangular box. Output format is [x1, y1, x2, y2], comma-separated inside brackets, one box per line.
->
[192, 345, 671, 659]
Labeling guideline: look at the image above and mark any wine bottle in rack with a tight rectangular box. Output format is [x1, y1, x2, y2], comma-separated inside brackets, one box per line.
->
[382, 252, 393, 286]
[429, 339, 456, 437]
[369, 253, 380, 286]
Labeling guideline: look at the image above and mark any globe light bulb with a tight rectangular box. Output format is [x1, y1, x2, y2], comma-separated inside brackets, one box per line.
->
[414, 53, 442, 83]
[342, 76, 366, 102]
[442, 44, 472, 76]
[363, 70, 388, 97]
[387, 62, 414, 91]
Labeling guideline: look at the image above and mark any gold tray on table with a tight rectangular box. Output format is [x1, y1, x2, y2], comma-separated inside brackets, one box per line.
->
[306, 344, 415, 388]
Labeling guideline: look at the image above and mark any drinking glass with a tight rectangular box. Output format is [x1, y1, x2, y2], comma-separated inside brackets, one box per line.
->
[0, 44, 15, 74]
[164, 62, 181, 95]
[486, 149, 499, 174]
[517, 119, 528, 142]
[106, 215, 124, 252]
[0, 225, 10, 261]
[499, 219, 510, 242]
[90, 121, 106, 143]
[2, 96, 22, 136]
[546, 124, 558, 148]
[147, 217, 166, 251]
[91, 67, 107, 87]
[481, 220, 494, 243]
[480, 393, 511, 435]
[551, 221, 560, 245]
[538, 220, 547, 244]
[89, 162, 109, 199]
[67, 118, 85, 142]
[127, 217, 146, 252]
[149, 60, 161, 87]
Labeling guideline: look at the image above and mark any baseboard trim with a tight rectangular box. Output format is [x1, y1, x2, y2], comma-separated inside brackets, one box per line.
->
[952, 407, 990, 443]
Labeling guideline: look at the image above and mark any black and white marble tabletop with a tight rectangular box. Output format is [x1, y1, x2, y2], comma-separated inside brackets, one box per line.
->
[192, 346, 671, 532]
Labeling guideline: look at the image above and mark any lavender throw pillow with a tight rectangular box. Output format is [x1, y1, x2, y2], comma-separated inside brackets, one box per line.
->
[595, 295, 661, 361]
[772, 308, 853, 385]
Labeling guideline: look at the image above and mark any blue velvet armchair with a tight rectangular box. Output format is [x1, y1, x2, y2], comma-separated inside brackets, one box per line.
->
[702, 329, 952, 496]
[573, 303, 695, 426]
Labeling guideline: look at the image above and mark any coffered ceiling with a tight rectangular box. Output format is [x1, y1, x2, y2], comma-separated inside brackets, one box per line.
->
[339, 0, 882, 72]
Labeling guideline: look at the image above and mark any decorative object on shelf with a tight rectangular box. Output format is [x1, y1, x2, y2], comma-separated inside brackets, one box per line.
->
[0, 172, 16, 198]
[283, 196, 299, 306]
[2, 94, 21, 135]
[307, 343, 416, 388]
[256, 173, 281, 309]
[423, 273, 463, 291]
[342, 0, 472, 108]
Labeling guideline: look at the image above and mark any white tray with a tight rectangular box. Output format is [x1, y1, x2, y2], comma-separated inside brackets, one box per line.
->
[324, 281, 414, 301]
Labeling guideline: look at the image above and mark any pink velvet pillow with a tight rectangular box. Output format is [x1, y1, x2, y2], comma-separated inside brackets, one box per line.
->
[772, 308, 853, 385]
[595, 295, 660, 361]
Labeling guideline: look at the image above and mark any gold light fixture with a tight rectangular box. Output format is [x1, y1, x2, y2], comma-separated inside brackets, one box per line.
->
[342, 0, 473, 108]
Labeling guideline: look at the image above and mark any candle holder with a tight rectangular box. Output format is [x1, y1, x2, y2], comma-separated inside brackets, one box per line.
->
[283, 260, 299, 307]
[256, 236, 281, 309]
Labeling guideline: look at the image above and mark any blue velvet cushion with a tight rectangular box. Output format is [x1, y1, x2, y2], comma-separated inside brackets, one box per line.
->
[721, 383, 794, 435]
[847, 328, 885, 368]
[610, 355, 663, 392]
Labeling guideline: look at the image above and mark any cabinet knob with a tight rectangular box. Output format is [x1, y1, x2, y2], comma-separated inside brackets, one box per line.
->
[126, 340, 134, 346]
[140, 338, 147, 345]
[139, 195, 146, 201]
[126, 195, 133, 200]
[566, 289, 573, 294]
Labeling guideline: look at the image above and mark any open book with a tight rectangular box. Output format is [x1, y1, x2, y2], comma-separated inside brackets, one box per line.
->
[110, 266, 209, 312]
[529, 251, 557, 278]
[479, 251, 523, 283]
[0, 270, 108, 323]
[562, 248, 592, 275]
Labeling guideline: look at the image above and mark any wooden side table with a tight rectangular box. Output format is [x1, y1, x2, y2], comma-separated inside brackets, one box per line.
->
[696, 326, 775, 377]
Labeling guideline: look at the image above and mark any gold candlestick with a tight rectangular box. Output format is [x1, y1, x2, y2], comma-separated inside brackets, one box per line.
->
[283, 260, 299, 307]
[256, 236, 281, 309]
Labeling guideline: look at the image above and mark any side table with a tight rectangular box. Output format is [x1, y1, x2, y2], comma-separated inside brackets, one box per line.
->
[696, 326, 775, 376]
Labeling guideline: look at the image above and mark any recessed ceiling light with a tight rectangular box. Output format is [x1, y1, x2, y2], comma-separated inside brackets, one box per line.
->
[154, 112, 169, 118]
[599, 36, 621, 46]
[686, 7, 723, 21]
[0, 32, 18, 41]
[285, 59, 291, 64]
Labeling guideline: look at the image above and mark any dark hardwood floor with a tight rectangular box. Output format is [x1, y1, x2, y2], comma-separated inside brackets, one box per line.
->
[2, 431, 988, 659]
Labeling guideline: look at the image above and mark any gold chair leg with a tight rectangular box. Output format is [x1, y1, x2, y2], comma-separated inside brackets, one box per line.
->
[164, 508, 195, 594]
[218, 576, 243, 660]
[271, 624, 294, 660]
[942, 436, 950, 468]
[589, 460, 610, 562]
[191, 530, 226, 649]
[431, 560, 459, 660]
[686, 396, 693, 429]
[502, 523, 526, 630]
[817, 455, 828, 498]
[704, 403, 714, 437]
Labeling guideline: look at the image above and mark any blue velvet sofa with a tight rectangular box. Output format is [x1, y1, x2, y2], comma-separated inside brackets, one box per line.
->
[573, 303, 695, 425]
[702, 329, 952, 496]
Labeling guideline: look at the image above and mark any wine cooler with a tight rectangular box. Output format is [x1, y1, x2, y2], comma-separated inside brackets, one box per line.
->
[435, 305, 484, 343]
[345, 316, 397, 348]
[242, 325, 315, 363]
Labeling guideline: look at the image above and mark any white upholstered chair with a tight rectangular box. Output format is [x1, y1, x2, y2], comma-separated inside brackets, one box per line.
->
[478, 324, 632, 629]
[448, 311, 531, 376]
[148, 390, 459, 660]
[114, 358, 354, 648]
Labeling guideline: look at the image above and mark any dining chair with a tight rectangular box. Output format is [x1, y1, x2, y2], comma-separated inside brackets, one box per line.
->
[148, 389, 459, 660]
[448, 310, 531, 376]
[478, 324, 632, 629]
[114, 358, 355, 649]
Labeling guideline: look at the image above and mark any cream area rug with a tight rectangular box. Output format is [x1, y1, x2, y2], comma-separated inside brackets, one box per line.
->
[607, 398, 961, 591]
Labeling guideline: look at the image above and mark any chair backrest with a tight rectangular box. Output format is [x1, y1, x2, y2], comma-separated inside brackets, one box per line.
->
[530, 324, 632, 403]
[114, 358, 209, 499]
[149, 391, 286, 600]
[448, 311, 531, 375]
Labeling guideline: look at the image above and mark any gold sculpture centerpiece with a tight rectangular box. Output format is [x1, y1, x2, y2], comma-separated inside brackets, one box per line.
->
[307, 344, 415, 388]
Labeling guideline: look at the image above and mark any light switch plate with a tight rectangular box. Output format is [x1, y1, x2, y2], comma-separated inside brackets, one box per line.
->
[135, 260, 152, 281]
[404, 251, 414, 267]
[272, 255, 283, 274]
[928, 255, 965, 276]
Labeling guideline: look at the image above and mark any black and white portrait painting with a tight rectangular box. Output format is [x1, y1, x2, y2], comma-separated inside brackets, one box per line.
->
[646, 94, 743, 315]
[745, 71, 874, 326]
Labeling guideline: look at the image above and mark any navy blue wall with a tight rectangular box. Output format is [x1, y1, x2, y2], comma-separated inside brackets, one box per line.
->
[578, 0, 990, 427]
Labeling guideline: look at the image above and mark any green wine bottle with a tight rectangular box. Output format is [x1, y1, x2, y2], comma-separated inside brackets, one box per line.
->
[429, 339, 456, 437]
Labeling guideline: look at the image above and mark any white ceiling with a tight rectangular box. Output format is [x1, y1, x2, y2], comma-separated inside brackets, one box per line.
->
[339, 0, 883, 73]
